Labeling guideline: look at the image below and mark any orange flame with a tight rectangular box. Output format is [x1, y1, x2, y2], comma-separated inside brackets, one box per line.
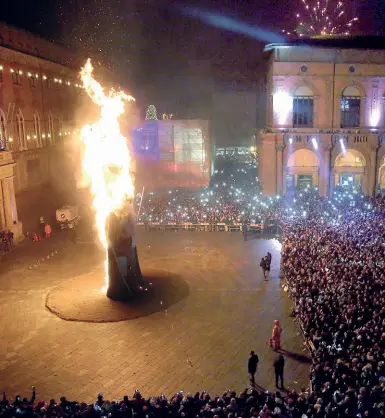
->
[79, 59, 135, 291]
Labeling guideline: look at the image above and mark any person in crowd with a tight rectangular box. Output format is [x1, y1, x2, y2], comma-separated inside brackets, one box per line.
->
[33, 233, 41, 243]
[266, 252, 272, 270]
[273, 355, 285, 389]
[247, 350, 259, 385]
[44, 223, 52, 239]
[260, 257, 268, 279]
[269, 320, 282, 351]
[2, 230, 9, 252]
[8, 230, 14, 247]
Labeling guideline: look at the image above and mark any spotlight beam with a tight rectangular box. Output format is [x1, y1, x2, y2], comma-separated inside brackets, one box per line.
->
[179, 6, 285, 44]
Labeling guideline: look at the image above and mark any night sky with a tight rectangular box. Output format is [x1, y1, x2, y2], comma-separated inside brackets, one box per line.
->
[1, 0, 384, 115]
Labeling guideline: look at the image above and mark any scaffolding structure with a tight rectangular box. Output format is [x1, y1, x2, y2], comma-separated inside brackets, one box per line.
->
[135, 119, 211, 189]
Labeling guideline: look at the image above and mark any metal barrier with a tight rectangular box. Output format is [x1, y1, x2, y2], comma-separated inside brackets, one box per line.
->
[137, 222, 268, 233]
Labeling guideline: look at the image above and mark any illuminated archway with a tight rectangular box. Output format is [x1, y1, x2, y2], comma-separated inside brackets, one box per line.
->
[334, 149, 366, 188]
[286, 148, 320, 190]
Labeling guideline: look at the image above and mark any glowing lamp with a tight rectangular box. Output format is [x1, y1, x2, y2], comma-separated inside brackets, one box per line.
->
[10, 68, 14, 73]
[288, 137, 293, 145]
[0, 65, 3, 70]
[43, 75, 47, 80]
[8, 137, 13, 142]
[18, 70, 23, 75]
[311, 137, 318, 150]
[370, 108, 380, 127]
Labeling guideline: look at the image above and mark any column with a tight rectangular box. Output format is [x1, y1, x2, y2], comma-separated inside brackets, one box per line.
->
[0, 183, 5, 229]
[369, 147, 377, 196]
[321, 146, 330, 197]
[276, 145, 284, 195]
[1, 179, 12, 227]
[8, 177, 18, 222]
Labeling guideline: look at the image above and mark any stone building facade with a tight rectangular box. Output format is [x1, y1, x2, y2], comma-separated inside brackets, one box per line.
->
[258, 37, 385, 197]
[0, 23, 83, 240]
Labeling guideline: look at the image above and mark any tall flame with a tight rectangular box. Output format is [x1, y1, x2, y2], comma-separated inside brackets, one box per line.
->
[79, 59, 135, 290]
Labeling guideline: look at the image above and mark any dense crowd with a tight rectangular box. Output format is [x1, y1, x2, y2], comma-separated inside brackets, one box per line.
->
[281, 191, 385, 417]
[136, 154, 281, 225]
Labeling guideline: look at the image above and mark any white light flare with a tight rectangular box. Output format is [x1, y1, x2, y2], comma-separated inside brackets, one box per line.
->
[79, 59, 136, 292]
[311, 137, 318, 150]
[273, 91, 292, 126]
[339, 138, 346, 154]
[370, 107, 380, 128]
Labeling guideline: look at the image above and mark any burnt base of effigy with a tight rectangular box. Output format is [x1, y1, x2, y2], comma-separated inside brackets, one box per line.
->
[45, 267, 189, 323]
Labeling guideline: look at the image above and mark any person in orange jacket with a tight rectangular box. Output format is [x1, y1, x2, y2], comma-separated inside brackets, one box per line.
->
[44, 223, 52, 239]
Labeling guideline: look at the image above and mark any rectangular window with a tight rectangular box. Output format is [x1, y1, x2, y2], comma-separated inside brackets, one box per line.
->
[293, 97, 313, 127]
[341, 97, 360, 128]
[12, 72, 21, 85]
[29, 76, 37, 88]
[297, 174, 313, 189]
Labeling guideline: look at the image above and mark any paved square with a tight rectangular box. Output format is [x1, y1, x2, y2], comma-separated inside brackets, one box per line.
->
[0, 231, 309, 402]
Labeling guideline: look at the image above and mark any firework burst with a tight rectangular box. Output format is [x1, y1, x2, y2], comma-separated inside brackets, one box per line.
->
[282, 0, 358, 37]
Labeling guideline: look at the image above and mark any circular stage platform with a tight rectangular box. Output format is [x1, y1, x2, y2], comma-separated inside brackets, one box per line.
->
[45, 267, 189, 323]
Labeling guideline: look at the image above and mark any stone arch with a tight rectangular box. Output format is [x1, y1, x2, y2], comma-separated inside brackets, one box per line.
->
[335, 149, 366, 168]
[334, 149, 366, 189]
[290, 80, 320, 97]
[286, 148, 320, 190]
[287, 148, 320, 168]
[338, 81, 366, 98]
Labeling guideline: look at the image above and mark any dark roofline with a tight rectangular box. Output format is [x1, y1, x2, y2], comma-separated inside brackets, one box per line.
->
[0, 20, 72, 52]
[264, 36, 385, 52]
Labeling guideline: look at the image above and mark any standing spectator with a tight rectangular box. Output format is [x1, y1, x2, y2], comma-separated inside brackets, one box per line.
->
[247, 350, 259, 385]
[242, 222, 247, 241]
[273, 354, 285, 389]
[269, 320, 282, 350]
[8, 230, 14, 247]
[266, 252, 272, 270]
[260, 257, 267, 279]
[44, 223, 52, 239]
[2, 230, 9, 252]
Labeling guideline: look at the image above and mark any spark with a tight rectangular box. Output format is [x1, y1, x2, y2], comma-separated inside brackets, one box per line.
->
[287, 0, 358, 36]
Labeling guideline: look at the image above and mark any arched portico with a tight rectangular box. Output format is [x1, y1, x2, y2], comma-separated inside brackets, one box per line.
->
[285, 148, 320, 190]
[334, 149, 366, 189]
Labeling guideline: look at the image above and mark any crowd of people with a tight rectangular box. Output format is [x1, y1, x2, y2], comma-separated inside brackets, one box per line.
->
[0, 229, 14, 252]
[136, 154, 281, 225]
[281, 191, 385, 417]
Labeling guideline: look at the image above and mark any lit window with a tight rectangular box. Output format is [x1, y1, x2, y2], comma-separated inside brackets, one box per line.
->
[341, 86, 361, 128]
[29, 76, 37, 88]
[16, 110, 26, 150]
[12, 71, 21, 85]
[293, 86, 314, 128]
